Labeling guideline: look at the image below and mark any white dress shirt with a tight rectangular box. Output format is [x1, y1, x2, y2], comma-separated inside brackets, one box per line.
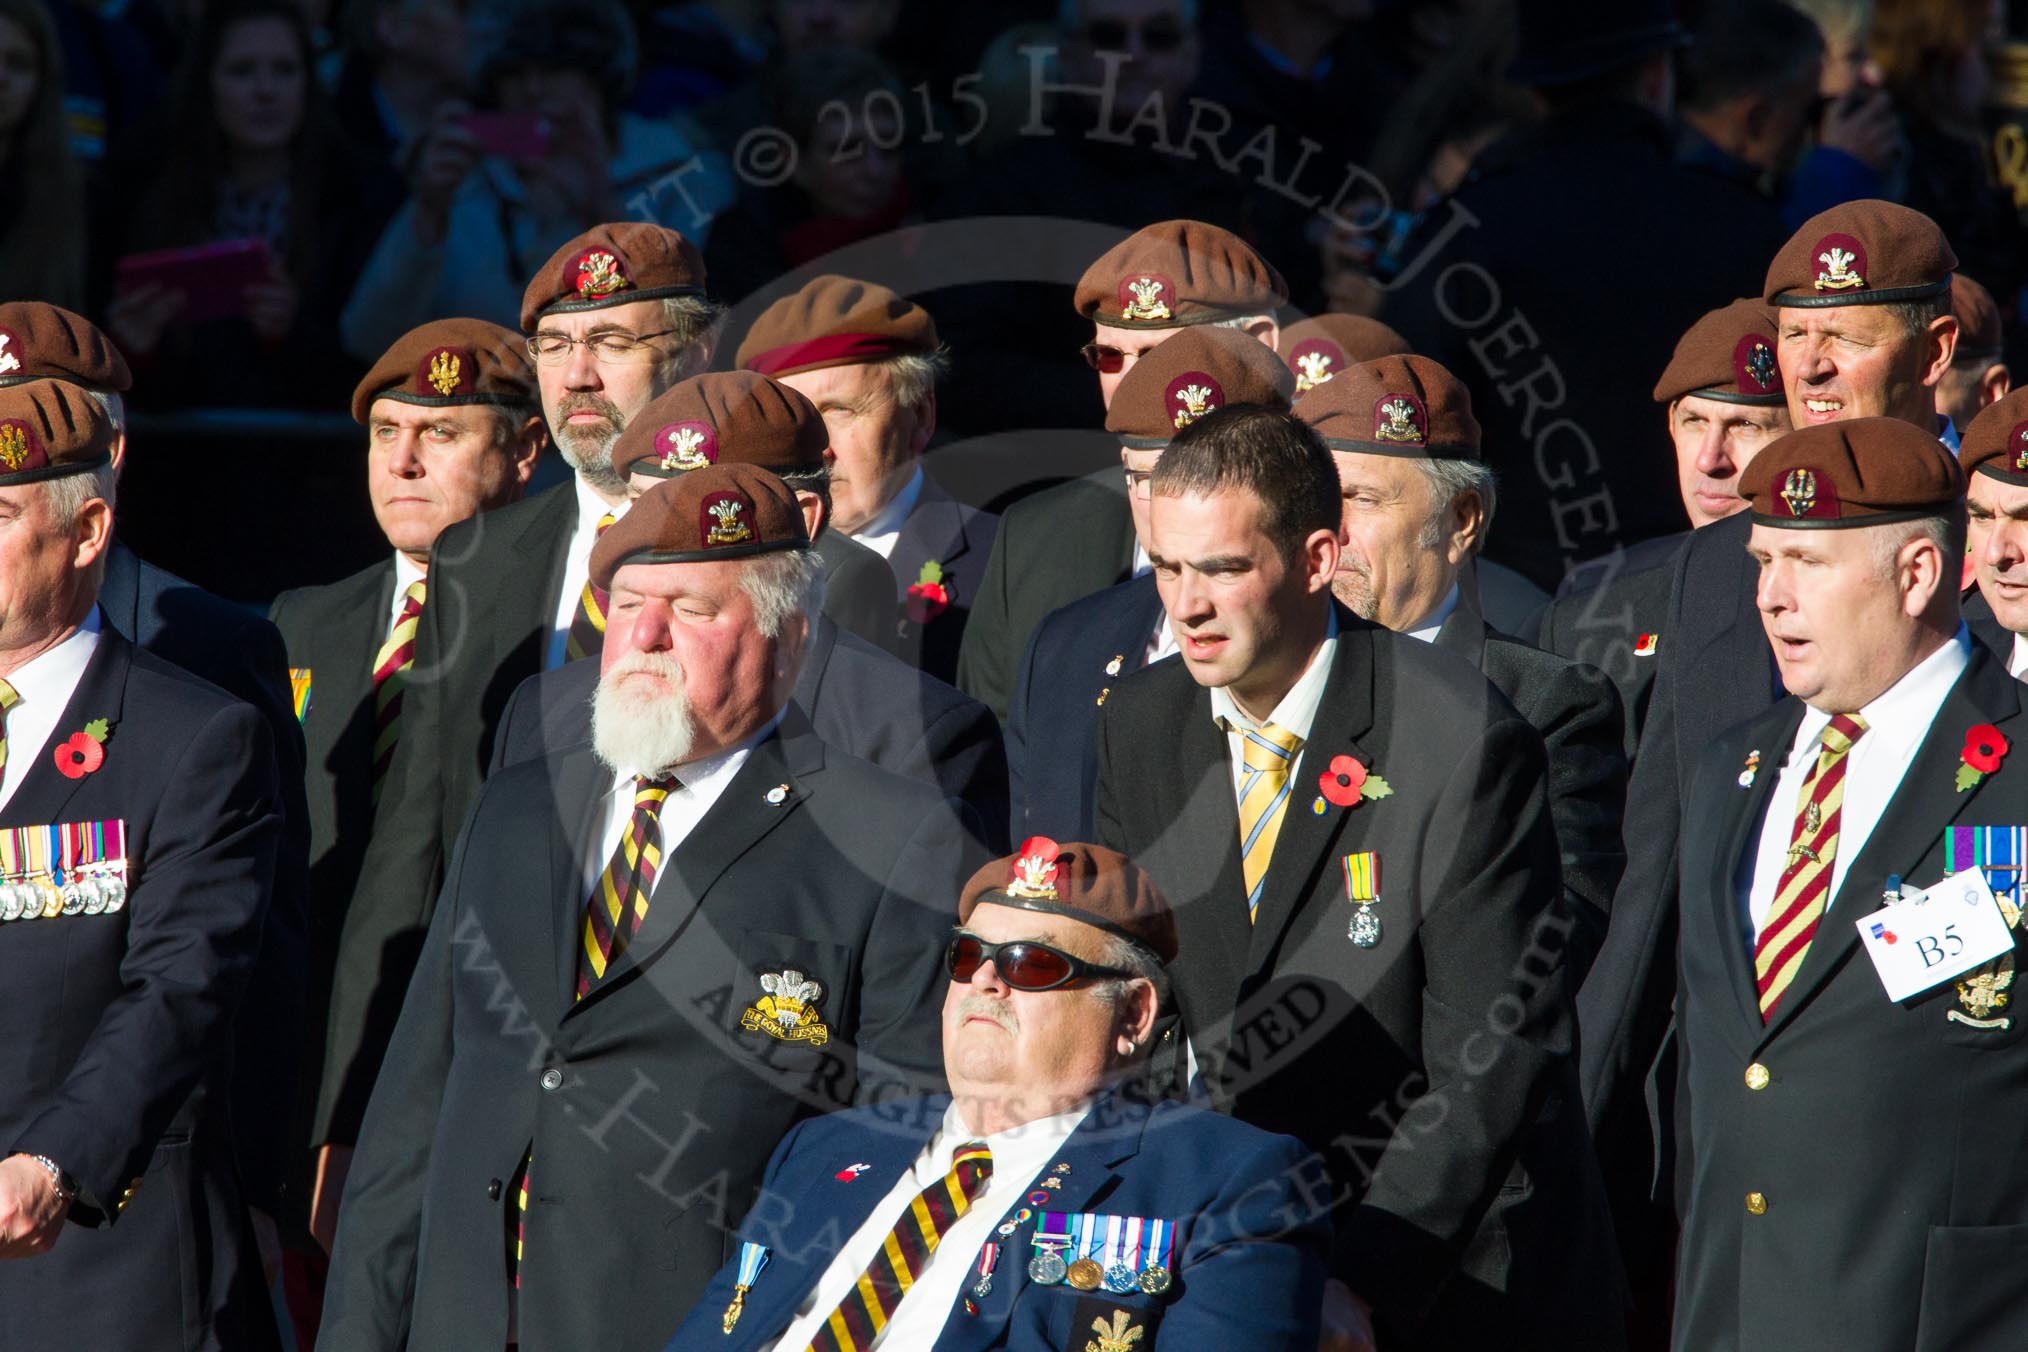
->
[1206, 610, 1340, 806]
[2011, 632, 2028, 682]
[1403, 584, 1460, 645]
[767, 1099, 1092, 1351]
[386, 549, 426, 633]
[584, 713, 782, 893]
[545, 477, 630, 671]
[849, 465, 925, 560]
[0, 609, 102, 810]
[1744, 626, 1971, 939]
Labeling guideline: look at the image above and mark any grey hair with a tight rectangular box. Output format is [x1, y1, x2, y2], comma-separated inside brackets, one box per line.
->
[873, 349, 948, 413]
[44, 462, 117, 528]
[660, 295, 725, 377]
[1865, 509, 1965, 580]
[1208, 313, 1274, 333]
[480, 403, 538, 449]
[738, 546, 826, 639]
[1413, 458, 1499, 553]
[1089, 931, 1168, 1020]
[84, 389, 125, 435]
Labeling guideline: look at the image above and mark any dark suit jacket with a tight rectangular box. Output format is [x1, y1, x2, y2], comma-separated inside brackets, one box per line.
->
[102, 539, 307, 1217]
[1007, 574, 1163, 842]
[1433, 605, 1627, 983]
[268, 560, 396, 1192]
[316, 717, 987, 1352]
[814, 526, 903, 654]
[489, 616, 1011, 851]
[1965, 585, 2012, 659]
[1534, 532, 1682, 759]
[889, 474, 1000, 686]
[1093, 612, 1622, 1350]
[663, 1091, 1330, 1352]
[0, 632, 282, 1351]
[1673, 646, 2028, 1351]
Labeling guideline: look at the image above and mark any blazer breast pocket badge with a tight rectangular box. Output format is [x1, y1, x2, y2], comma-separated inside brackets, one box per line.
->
[739, 968, 831, 1045]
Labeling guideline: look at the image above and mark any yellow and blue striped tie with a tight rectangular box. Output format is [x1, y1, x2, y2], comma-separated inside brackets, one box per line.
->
[1229, 719, 1304, 921]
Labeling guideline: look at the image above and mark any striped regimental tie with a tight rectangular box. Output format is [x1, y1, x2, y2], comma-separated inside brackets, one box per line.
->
[1226, 719, 1304, 922]
[1754, 713, 1869, 1020]
[370, 580, 426, 803]
[564, 512, 618, 661]
[802, 1142, 994, 1351]
[0, 677, 19, 774]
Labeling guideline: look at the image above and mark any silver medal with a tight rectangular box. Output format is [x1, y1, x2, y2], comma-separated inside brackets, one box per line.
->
[1349, 904, 1382, 948]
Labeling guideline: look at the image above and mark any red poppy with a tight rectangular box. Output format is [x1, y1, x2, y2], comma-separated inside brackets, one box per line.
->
[1964, 723, 2010, 775]
[54, 732, 103, 779]
[906, 580, 950, 624]
[1319, 754, 1367, 807]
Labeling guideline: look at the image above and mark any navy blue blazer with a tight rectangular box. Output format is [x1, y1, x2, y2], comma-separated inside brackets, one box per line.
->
[662, 1091, 1327, 1352]
[1006, 576, 1163, 842]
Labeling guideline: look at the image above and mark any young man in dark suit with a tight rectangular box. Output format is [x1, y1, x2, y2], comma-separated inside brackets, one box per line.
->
[1093, 405, 1620, 1350]
[1962, 387, 2028, 668]
[1007, 326, 1294, 843]
[318, 465, 983, 1352]
[738, 275, 999, 686]
[1672, 417, 2028, 1349]
[268, 318, 544, 1267]
[0, 380, 284, 1349]
[663, 840, 1329, 1351]
[0, 300, 308, 1279]
[1296, 353, 1627, 982]
[493, 369, 1009, 847]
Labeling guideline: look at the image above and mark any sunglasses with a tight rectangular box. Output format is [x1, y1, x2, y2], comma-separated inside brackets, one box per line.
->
[1080, 343, 1129, 373]
[946, 933, 1137, 992]
[1078, 18, 1187, 53]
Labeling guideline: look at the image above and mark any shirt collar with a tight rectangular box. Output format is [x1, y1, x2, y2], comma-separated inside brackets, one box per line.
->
[1796, 622, 1972, 745]
[5, 607, 101, 707]
[390, 549, 426, 621]
[576, 474, 627, 539]
[1208, 608, 1339, 741]
[1940, 415, 1962, 454]
[1404, 584, 1460, 644]
[2012, 631, 2028, 682]
[849, 464, 925, 555]
[946, 1096, 1094, 1157]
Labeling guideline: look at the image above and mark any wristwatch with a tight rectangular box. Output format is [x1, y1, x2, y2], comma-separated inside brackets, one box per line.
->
[17, 1152, 76, 1202]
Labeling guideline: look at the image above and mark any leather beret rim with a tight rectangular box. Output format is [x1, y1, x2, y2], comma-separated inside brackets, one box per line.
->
[1092, 307, 1272, 331]
[967, 891, 1170, 967]
[1748, 504, 1955, 530]
[1322, 437, 1481, 460]
[533, 284, 706, 324]
[1119, 434, 1172, 451]
[0, 451, 112, 488]
[1973, 464, 2028, 489]
[1771, 279, 1952, 308]
[366, 390, 533, 416]
[624, 458, 808, 479]
[1682, 387, 1787, 407]
[605, 539, 808, 572]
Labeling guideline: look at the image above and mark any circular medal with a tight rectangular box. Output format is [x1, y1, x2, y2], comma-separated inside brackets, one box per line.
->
[103, 878, 126, 913]
[60, 881, 83, 916]
[1027, 1249, 1068, 1285]
[0, 885, 19, 922]
[1138, 1265, 1172, 1295]
[80, 877, 104, 915]
[970, 1276, 993, 1301]
[1102, 1263, 1137, 1294]
[1066, 1258, 1103, 1291]
[8, 883, 33, 920]
[39, 880, 61, 919]
[1349, 906, 1382, 948]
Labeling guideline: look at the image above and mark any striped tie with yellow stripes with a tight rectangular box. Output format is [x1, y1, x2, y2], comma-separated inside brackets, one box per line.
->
[370, 580, 426, 802]
[577, 774, 676, 999]
[564, 512, 618, 661]
[1754, 713, 1868, 1020]
[1227, 719, 1304, 921]
[803, 1142, 993, 1352]
[0, 677, 20, 775]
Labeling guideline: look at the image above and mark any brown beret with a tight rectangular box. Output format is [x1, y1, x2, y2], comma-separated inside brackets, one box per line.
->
[1296, 353, 1481, 459]
[0, 302, 131, 393]
[519, 223, 707, 330]
[0, 379, 116, 486]
[735, 275, 939, 378]
[1763, 200, 1957, 308]
[1958, 387, 2028, 486]
[1652, 298, 1783, 406]
[1741, 417, 1964, 528]
[349, 318, 538, 423]
[1280, 314, 1412, 396]
[589, 462, 809, 590]
[609, 371, 828, 482]
[1105, 328, 1294, 448]
[1074, 220, 1288, 331]
[959, 836, 1177, 966]
[1951, 272, 2003, 361]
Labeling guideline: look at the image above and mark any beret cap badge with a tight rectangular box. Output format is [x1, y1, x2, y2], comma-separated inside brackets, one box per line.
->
[658, 421, 716, 472]
[575, 249, 631, 300]
[1293, 342, 1342, 394]
[0, 329, 18, 376]
[0, 421, 28, 471]
[1781, 467, 1819, 517]
[1168, 373, 1222, 430]
[1813, 235, 1867, 292]
[1374, 394, 1426, 444]
[1736, 336, 1779, 394]
[1004, 836, 1063, 900]
[1119, 274, 1173, 323]
[2015, 424, 2028, 472]
[423, 348, 468, 398]
[702, 491, 755, 546]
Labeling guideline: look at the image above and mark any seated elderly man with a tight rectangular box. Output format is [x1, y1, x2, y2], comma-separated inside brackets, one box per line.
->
[663, 838, 1329, 1352]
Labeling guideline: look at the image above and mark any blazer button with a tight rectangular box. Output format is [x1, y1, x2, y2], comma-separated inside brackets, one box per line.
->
[487, 1179, 503, 1201]
[540, 1068, 563, 1091]
[1745, 1062, 1770, 1091]
[1746, 1191, 1768, 1216]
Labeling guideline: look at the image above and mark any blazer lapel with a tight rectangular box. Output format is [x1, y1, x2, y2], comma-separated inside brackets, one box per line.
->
[1155, 685, 1253, 1031]
[1110, 578, 1163, 679]
[1764, 650, 2025, 1037]
[2, 633, 132, 831]
[97, 540, 143, 643]
[1430, 600, 1489, 670]
[790, 617, 840, 725]
[1715, 701, 1806, 1030]
[546, 745, 613, 1015]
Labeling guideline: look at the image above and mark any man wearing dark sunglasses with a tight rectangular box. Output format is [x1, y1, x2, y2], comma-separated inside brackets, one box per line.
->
[957, 220, 1286, 720]
[664, 838, 1330, 1351]
[1094, 404, 1620, 1351]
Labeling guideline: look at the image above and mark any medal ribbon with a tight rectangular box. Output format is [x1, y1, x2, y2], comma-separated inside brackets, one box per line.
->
[1103, 1215, 1127, 1274]
[1143, 1218, 1173, 1274]
[736, 1241, 770, 1288]
[1951, 825, 2027, 907]
[1344, 850, 1379, 901]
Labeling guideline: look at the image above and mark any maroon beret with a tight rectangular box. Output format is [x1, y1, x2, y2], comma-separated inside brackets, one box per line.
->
[1653, 298, 1783, 406]
[0, 379, 116, 486]
[1764, 200, 1956, 308]
[520, 223, 708, 330]
[1741, 417, 1964, 527]
[1959, 387, 2028, 486]
[1074, 220, 1287, 330]
[609, 372, 828, 481]
[1105, 328, 1294, 447]
[0, 302, 131, 393]
[735, 275, 938, 377]
[1279, 314, 1412, 395]
[589, 462, 809, 590]
[1296, 353, 1481, 459]
[350, 317, 538, 423]
[959, 836, 1177, 965]
[1951, 272, 2004, 361]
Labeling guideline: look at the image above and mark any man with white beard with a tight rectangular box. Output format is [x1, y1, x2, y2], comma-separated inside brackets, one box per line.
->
[319, 462, 985, 1352]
